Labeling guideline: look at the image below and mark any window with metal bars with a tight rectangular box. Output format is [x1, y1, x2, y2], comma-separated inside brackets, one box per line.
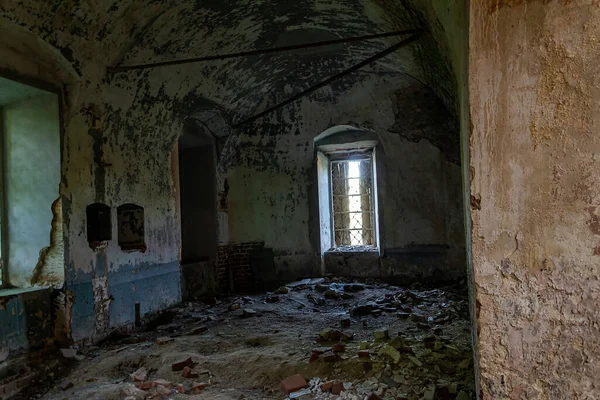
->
[331, 156, 375, 248]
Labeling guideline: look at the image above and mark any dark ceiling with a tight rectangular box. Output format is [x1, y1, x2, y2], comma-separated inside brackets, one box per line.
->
[0, 0, 458, 127]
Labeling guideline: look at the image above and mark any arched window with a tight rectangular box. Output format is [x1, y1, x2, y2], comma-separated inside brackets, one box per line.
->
[314, 126, 380, 253]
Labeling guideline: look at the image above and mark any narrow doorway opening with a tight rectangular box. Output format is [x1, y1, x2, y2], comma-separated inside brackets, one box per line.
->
[178, 121, 218, 265]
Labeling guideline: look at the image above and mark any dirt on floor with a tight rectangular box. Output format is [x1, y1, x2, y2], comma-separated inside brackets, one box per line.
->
[19, 278, 475, 400]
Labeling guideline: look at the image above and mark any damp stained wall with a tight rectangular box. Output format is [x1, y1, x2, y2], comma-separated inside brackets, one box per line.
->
[0, 287, 53, 357]
[1, 93, 61, 288]
[469, 1, 600, 398]
[0, 0, 469, 346]
[0, 17, 183, 343]
[224, 73, 466, 283]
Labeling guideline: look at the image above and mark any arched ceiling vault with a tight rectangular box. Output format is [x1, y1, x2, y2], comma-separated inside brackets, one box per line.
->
[115, 0, 457, 120]
[0, 0, 459, 125]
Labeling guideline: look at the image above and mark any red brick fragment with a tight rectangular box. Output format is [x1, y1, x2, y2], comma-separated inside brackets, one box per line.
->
[281, 374, 308, 394]
[155, 337, 174, 345]
[332, 343, 345, 352]
[135, 381, 153, 390]
[185, 326, 208, 336]
[329, 330, 342, 341]
[152, 379, 172, 388]
[358, 350, 370, 358]
[191, 382, 207, 393]
[182, 366, 198, 378]
[122, 336, 146, 344]
[172, 357, 194, 371]
[176, 383, 185, 393]
[320, 381, 334, 392]
[332, 382, 345, 395]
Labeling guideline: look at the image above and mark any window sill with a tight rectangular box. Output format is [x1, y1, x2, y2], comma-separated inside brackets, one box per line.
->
[328, 246, 379, 253]
[0, 286, 49, 297]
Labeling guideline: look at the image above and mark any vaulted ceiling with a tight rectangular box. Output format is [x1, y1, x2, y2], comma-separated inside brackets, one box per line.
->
[0, 0, 460, 129]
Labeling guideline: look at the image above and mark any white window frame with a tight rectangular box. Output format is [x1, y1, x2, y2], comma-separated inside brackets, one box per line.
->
[328, 149, 378, 250]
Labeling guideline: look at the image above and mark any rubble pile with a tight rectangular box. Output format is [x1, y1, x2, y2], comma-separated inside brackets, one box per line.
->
[25, 278, 474, 400]
[279, 279, 474, 400]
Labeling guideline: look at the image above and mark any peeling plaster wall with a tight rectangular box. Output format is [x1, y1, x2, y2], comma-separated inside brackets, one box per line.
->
[470, 2, 600, 398]
[224, 74, 465, 283]
[66, 93, 182, 342]
[0, 14, 183, 344]
[0, 0, 467, 346]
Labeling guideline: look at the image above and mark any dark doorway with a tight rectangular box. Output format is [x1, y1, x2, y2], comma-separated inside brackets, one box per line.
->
[178, 121, 218, 264]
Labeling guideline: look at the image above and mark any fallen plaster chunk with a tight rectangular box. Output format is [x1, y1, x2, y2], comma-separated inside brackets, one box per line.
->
[289, 388, 312, 399]
[242, 308, 257, 317]
[380, 344, 401, 363]
[408, 355, 423, 367]
[373, 328, 389, 340]
[423, 385, 436, 400]
[130, 367, 148, 382]
[60, 348, 78, 358]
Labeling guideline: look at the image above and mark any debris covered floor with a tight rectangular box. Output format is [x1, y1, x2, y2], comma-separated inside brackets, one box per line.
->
[33, 279, 474, 400]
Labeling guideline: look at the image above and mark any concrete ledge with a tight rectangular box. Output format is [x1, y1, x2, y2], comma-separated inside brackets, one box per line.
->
[0, 286, 49, 297]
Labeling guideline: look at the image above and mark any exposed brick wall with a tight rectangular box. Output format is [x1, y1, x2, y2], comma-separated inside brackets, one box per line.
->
[0, 347, 55, 399]
[217, 242, 263, 293]
[0, 370, 37, 400]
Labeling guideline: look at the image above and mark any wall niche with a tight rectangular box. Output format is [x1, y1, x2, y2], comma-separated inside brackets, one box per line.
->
[117, 204, 146, 252]
[86, 203, 111, 250]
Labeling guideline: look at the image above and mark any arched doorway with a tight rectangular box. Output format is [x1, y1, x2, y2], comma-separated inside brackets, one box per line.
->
[177, 118, 219, 298]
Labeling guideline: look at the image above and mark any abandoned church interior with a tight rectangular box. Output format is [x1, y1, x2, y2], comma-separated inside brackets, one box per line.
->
[0, 1, 597, 399]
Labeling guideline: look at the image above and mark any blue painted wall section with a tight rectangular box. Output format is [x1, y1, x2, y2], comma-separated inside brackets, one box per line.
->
[108, 262, 181, 328]
[69, 281, 95, 343]
[0, 289, 53, 356]
[68, 262, 181, 342]
[0, 0, 465, 349]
